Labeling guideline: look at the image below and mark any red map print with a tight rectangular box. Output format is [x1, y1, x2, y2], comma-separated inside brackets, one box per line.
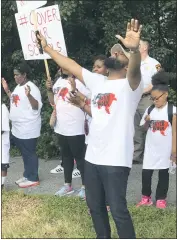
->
[12, 94, 20, 107]
[150, 120, 169, 136]
[92, 93, 117, 114]
[58, 87, 68, 101]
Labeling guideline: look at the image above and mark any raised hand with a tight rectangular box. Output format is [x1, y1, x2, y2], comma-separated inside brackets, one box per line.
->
[68, 76, 76, 92]
[116, 19, 142, 50]
[1, 78, 9, 93]
[36, 32, 48, 50]
[67, 93, 83, 108]
[25, 85, 31, 97]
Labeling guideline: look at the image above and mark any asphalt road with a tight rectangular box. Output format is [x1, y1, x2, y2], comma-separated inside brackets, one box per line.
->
[5, 156, 176, 205]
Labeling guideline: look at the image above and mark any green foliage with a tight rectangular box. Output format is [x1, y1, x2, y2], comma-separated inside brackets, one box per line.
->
[2, 0, 176, 158]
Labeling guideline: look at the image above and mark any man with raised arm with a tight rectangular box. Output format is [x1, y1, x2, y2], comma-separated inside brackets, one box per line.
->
[37, 19, 143, 239]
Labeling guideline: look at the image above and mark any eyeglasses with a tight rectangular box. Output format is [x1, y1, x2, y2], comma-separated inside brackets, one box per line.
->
[150, 93, 165, 102]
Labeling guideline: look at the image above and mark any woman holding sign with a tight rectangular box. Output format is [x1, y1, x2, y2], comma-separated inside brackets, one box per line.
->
[2, 61, 42, 188]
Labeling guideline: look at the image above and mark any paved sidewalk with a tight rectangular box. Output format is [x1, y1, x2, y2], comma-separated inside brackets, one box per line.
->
[5, 157, 176, 204]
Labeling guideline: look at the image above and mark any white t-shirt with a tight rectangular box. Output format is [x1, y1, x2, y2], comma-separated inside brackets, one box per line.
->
[2, 104, 10, 164]
[53, 77, 90, 136]
[140, 103, 176, 169]
[9, 81, 42, 139]
[82, 68, 143, 168]
[84, 91, 92, 145]
[141, 56, 161, 89]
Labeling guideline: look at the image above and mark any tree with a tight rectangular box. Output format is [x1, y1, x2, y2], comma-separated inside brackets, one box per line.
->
[1, 0, 176, 158]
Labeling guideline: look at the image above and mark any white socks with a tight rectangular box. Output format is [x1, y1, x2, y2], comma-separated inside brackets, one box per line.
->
[2, 176, 6, 185]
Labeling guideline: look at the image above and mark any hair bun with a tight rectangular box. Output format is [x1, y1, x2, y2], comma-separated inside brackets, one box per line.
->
[152, 70, 169, 86]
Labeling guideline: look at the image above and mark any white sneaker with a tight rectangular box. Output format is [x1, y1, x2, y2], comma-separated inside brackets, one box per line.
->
[18, 180, 39, 188]
[15, 177, 27, 185]
[50, 165, 64, 174]
[72, 169, 81, 178]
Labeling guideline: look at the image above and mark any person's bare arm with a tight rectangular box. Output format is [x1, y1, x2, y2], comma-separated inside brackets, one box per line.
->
[47, 90, 55, 106]
[25, 85, 39, 110]
[74, 91, 86, 101]
[2, 78, 12, 98]
[141, 114, 151, 131]
[37, 34, 84, 85]
[116, 19, 142, 90]
[68, 76, 86, 101]
[80, 102, 92, 117]
[127, 50, 141, 90]
[67, 93, 92, 117]
[171, 114, 176, 163]
[46, 77, 54, 105]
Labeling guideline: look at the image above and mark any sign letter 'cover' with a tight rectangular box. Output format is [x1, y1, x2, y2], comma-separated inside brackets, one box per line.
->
[15, 5, 67, 60]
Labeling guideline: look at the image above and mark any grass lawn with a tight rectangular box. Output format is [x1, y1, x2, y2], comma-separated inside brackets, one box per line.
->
[2, 190, 176, 239]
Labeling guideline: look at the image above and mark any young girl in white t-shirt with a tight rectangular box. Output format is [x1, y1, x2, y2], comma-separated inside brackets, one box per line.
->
[137, 71, 176, 209]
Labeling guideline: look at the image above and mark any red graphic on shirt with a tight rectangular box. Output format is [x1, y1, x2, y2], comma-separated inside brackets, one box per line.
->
[150, 120, 169, 136]
[92, 93, 117, 114]
[12, 94, 20, 107]
[58, 87, 68, 101]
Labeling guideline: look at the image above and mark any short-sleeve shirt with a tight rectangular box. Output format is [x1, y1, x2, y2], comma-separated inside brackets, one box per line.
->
[141, 56, 161, 89]
[140, 103, 176, 169]
[9, 81, 42, 139]
[53, 77, 90, 136]
[82, 68, 143, 168]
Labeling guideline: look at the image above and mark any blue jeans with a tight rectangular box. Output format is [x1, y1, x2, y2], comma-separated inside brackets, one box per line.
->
[12, 135, 39, 181]
[84, 161, 135, 239]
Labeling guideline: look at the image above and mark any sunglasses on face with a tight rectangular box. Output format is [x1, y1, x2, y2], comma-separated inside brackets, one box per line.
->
[150, 92, 165, 102]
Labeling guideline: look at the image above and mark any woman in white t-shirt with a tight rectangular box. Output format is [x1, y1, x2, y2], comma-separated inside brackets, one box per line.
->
[2, 61, 42, 188]
[1, 89, 10, 188]
[137, 71, 176, 209]
[68, 55, 108, 143]
[45, 68, 90, 198]
[48, 70, 81, 178]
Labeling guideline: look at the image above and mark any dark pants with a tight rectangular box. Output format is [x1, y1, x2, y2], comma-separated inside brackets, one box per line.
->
[58, 134, 86, 185]
[133, 95, 153, 163]
[84, 161, 136, 239]
[142, 169, 169, 200]
[12, 135, 39, 181]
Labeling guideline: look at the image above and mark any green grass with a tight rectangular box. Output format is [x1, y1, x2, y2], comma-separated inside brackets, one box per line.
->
[2, 191, 176, 239]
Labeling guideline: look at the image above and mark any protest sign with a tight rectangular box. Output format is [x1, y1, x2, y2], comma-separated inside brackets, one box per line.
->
[15, 5, 67, 60]
[16, 1, 47, 12]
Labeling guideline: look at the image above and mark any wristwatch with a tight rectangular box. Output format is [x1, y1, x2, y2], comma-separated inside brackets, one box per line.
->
[129, 49, 139, 54]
